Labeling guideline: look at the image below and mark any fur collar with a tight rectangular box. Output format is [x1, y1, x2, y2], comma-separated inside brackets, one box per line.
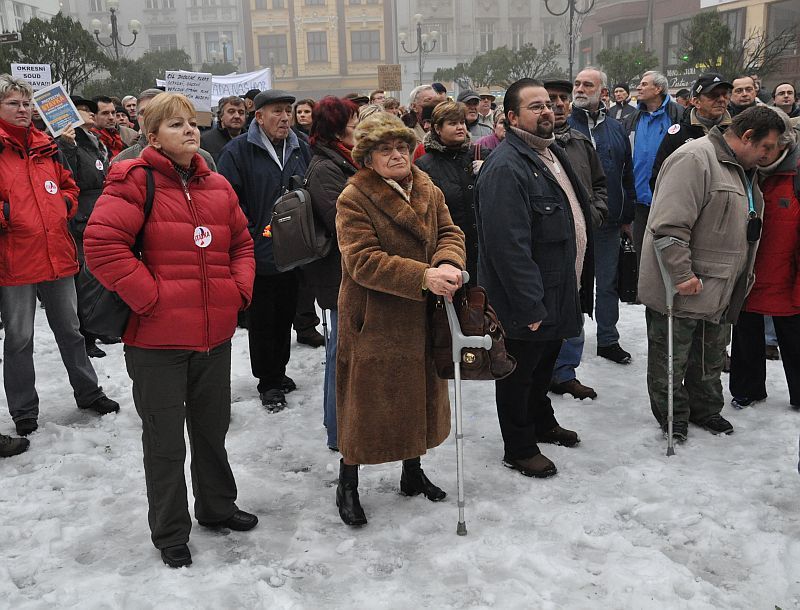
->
[422, 130, 471, 154]
[347, 164, 435, 244]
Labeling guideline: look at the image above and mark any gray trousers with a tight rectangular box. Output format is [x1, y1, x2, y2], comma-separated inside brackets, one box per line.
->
[645, 308, 728, 426]
[1, 277, 102, 422]
[125, 341, 238, 549]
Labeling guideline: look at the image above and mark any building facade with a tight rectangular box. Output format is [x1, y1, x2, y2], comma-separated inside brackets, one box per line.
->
[0, 0, 60, 32]
[244, 0, 396, 100]
[61, 0, 249, 71]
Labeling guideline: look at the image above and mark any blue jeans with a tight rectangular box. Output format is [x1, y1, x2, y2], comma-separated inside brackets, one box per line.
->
[594, 223, 622, 347]
[1, 277, 103, 422]
[552, 328, 584, 384]
[765, 316, 778, 347]
[323, 309, 338, 449]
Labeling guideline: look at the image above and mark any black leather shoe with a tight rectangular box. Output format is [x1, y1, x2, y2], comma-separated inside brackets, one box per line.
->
[538, 425, 581, 447]
[281, 375, 297, 393]
[503, 454, 557, 478]
[260, 389, 286, 413]
[297, 330, 325, 348]
[400, 467, 447, 501]
[0, 433, 29, 457]
[85, 342, 106, 358]
[15, 418, 38, 436]
[336, 479, 367, 526]
[597, 343, 632, 364]
[199, 510, 258, 531]
[161, 544, 192, 568]
[80, 395, 120, 414]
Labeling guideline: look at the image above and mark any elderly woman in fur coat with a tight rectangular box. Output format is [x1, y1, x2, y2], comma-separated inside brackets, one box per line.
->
[334, 113, 466, 526]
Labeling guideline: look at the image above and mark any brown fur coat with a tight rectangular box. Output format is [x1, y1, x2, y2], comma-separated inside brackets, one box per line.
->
[335, 165, 466, 464]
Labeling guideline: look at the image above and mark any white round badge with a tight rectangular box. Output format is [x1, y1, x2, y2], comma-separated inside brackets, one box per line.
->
[667, 124, 681, 135]
[44, 180, 58, 195]
[193, 226, 212, 248]
[95, 160, 104, 171]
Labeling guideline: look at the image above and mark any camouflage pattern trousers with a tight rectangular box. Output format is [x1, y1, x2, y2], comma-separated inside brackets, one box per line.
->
[645, 308, 729, 426]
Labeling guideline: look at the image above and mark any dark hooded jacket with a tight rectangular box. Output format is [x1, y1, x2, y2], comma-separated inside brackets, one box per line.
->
[58, 127, 108, 235]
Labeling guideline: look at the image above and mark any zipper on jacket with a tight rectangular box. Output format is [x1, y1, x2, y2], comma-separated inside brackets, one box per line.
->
[181, 177, 212, 351]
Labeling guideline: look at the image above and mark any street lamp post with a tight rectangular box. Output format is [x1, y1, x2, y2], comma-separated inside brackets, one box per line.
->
[543, 0, 595, 83]
[399, 14, 438, 87]
[91, 0, 141, 61]
[220, 34, 229, 64]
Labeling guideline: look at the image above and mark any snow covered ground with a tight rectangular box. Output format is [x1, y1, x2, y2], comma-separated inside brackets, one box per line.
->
[2, 302, 800, 609]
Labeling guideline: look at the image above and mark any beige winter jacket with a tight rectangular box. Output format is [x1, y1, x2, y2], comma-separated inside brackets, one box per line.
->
[638, 127, 762, 323]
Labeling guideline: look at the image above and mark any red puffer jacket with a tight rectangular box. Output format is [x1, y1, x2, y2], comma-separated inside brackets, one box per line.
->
[84, 146, 255, 351]
[0, 121, 80, 286]
[745, 145, 800, 316]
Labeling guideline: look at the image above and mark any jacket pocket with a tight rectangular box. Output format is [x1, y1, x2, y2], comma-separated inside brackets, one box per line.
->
[532, 196, 569, 243]
[709, 184, 744, 234]
[539, 270, 563, 327]
[676, 259, 731, 315]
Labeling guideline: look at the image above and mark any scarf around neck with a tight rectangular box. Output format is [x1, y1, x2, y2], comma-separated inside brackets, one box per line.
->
[0, 116, 29, 149]
[510, 125, 555, 152]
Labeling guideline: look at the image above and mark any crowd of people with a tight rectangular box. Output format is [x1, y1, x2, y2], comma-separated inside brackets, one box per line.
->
[0, 68, 798, 568]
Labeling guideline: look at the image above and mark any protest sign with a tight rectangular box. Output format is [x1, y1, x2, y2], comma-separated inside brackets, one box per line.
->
[11, 64, 52, 91]
[158, 68, 273, 108]
[377, 64, 402, 92]
[166, 70, 213, 126]
[32, 81, 83, 137]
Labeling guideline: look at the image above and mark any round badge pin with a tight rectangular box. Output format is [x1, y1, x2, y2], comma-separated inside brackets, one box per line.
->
[96, 160, 104, 171]
[667, 124, 681, 135]
[193, 226, 212, 248]
[44, 180, 58, 195]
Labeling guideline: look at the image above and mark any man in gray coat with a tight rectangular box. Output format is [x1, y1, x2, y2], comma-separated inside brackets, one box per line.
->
[639, 106, 785, 441]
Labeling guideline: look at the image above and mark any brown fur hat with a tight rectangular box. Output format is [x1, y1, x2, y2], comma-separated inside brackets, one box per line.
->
[352, 113, 417, 165]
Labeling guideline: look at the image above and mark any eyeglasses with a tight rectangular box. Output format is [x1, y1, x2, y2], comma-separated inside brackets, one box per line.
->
[1, 100, 32, 110]
[526, 102, 554, 114]
[375, 143, 410, 156]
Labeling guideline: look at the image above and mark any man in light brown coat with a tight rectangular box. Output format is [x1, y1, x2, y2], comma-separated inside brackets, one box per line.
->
[639, 106, 785, 442]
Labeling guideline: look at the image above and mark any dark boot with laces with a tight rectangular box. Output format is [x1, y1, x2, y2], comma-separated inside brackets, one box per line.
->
[336, 459, 367, 526]
[0, 433, 29, 457]
[400, 457, 446, 501]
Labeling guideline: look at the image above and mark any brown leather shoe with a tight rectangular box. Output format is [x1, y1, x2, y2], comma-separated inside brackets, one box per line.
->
[502, 454, 557, 478]
[538, 425, 580, 447]
[550, 378, 597, 400]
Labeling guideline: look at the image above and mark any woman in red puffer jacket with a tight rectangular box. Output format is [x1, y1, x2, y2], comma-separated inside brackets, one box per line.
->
[84, 93, 256, 569]
[730, 116, 800, 409]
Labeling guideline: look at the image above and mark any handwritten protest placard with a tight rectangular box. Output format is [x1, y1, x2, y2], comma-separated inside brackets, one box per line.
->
[32, 81, 83, 137]
[166, 70, 213, 126]
[11, 64, 52, 91]
[157, 68, 273, 107]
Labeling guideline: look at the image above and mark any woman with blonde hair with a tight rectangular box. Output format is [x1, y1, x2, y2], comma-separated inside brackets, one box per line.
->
[85, 93, 257, 568]
[334, 113, 466, 526]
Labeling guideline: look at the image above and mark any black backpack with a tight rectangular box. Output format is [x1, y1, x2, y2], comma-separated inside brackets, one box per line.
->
[271, 165, 332, 272]
[77, 166, 155, 337]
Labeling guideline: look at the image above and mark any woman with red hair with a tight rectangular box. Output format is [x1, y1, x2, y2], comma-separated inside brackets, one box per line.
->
[303, 96, 360, 451]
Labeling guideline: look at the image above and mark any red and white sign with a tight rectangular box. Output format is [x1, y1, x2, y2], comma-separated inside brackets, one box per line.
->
[44, 180, 58, 194]
[193, 226, 212, 248]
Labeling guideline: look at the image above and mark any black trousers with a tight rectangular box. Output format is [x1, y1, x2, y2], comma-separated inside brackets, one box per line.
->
[495, 338, 562, 459]
[730, 311, 800, 407]
[293, 269, 320, 335]
[124, 341, 238, 549]
[249, 272, 299, 393]
[632, 203, 651, 272]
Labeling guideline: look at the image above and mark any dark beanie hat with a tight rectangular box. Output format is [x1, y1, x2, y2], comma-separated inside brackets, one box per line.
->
[614, 83, 630, 94]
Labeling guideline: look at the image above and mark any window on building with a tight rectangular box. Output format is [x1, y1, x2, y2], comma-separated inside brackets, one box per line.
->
[579, 38, 593, 70]
[150, 34, 178, 52]
[89, 0, 104, 11]
[607, 29, 644, 52]
[351, 30, 380, 61]
[350, 0, 361, 4]
[478, 21, 494, 52]
[204, 31, 219, 61]
[305, 0, 324, 5]
[307, 31, 328, 62]
[422, 22, 448, 54]
[258, 34, 288, 65]
[194, 32, 202, 61]
[12, 3, 26, 31]
[273, 0, 284, 8]
[255, 0, 266, 7]
[145, 0, 156, 8]
[511, 21, 526, 51]
[719, 9, 745, 43]
[767, 0, 800, 57]
[366, 0, 379, 4]
[163, 0, 175, 8]
[542, 19, 559, 45]
[0, 12, 7, 33]
[663, 19, 691, 67]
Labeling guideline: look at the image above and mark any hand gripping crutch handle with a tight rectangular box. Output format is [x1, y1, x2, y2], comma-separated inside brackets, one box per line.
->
[443, 271, 491, 536]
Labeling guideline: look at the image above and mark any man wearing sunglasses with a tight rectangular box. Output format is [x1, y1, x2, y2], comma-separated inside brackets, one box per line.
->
[638, 106, 785, 442]
[475, 78, 594, 479]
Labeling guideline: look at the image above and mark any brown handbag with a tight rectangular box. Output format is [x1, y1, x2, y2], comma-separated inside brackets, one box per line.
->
[429, 285, 517, 380]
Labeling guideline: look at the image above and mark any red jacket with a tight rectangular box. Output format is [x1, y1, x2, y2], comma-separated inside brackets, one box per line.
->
[745, 146, 800, 316]
[0, 122, 80, 286]
[84, 146, 255, 351]
[93, 128, 125, 159]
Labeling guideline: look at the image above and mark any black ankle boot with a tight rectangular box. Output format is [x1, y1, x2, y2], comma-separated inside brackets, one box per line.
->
[400, 457, 446, 502]
[336, 459, 367, 526]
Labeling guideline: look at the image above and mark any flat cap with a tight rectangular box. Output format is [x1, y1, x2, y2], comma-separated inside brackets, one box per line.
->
[254, 89, 295, 109]
[543, 79, 573, 93]
[456, 89, 480, 103]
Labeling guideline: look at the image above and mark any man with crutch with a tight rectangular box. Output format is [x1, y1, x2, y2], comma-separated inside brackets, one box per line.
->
[638, 106, 785, 444]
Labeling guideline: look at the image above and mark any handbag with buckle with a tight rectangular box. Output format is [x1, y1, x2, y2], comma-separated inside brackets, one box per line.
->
[429, 285, 516, 380]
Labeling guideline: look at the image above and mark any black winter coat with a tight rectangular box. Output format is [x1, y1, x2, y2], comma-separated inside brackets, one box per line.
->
[552, 125, 608, 229]
[58, 128, 108, 235]
[303, 142, 358, 309]
[200, 126, 235, 163]
[415, 134, 486, 284]
[475, 130, 595, 342]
